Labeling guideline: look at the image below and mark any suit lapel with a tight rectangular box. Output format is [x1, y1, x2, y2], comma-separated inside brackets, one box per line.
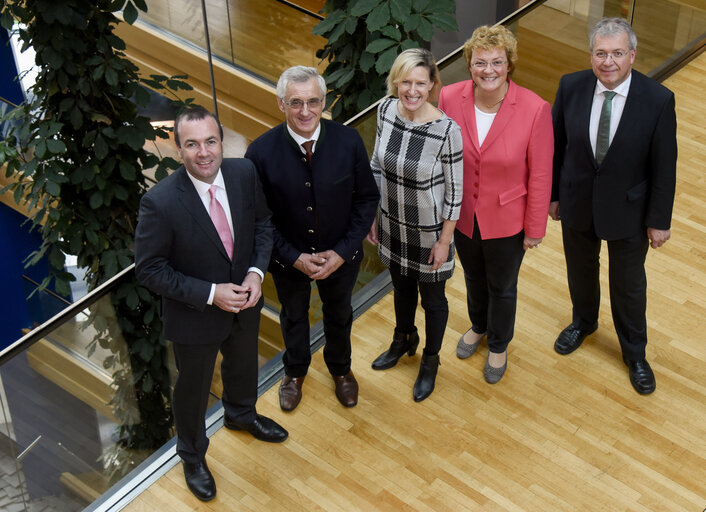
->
[479, 80, 518, 151]
[578, 73, 598, 165]
[176, 167, 231, 261]
[222, 162, 240, 262]
[603, 71, 641, 165]
[461, 81, 480, 152]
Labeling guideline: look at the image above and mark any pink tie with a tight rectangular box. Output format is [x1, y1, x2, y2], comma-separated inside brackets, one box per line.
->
[209, 185, 233, 260]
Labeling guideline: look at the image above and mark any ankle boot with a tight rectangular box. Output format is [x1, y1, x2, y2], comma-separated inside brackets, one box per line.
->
[413, 352, 440, 402]
[371, 329, 420, 370]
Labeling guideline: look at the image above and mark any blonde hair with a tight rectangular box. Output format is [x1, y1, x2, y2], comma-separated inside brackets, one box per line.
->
[463, 25, 518, 76]
[386, 48, 440, 97]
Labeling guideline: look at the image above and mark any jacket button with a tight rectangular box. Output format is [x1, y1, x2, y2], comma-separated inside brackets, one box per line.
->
[301, 157, 307, 163]
[306, 206, 313, 212]
[305, 182, 311, 187]
[308, 229, 315, 234]
[473, 193, 478, 199]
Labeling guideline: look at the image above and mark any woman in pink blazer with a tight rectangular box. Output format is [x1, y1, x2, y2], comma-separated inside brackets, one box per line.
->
[438, 25, 553, 383]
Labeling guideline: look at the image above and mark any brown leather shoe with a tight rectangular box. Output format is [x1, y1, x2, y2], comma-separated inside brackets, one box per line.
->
[279, 375, 305, 411]
[333, 371, 358, 407]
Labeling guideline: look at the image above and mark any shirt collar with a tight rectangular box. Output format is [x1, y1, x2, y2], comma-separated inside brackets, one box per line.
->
[595, 72, 632, 98]
[286, 123, 321, 151]
[185, 167, 225, 197]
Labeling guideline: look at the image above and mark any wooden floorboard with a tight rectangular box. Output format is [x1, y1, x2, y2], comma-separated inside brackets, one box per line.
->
[123, 54, 706, 512]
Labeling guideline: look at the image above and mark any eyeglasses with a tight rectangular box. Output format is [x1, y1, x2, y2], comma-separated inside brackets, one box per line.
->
[592, 50, 629, 61]
[282, 97, 324, 110]
[471, 60, 507, 70]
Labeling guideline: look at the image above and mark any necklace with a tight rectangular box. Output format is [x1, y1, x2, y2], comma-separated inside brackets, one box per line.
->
[485, 95, 505, 109]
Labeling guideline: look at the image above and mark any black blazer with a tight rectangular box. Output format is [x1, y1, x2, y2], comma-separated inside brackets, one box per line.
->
[552, 69, 677, 240]
[245, 120, 379, 272]
[134, 159, 273, 344]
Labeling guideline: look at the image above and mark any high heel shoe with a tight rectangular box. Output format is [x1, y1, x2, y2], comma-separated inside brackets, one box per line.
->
[413, 352, 440, 402]
[371, 328, 420, 370]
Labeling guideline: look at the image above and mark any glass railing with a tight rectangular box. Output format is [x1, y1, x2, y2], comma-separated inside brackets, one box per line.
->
[2, 0, 703, 510]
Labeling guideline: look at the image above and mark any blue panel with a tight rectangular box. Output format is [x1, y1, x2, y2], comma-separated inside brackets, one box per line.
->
[0, 29, 24, 105]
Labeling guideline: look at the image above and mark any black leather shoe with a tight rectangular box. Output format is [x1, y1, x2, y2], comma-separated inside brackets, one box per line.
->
[554, 323, 598, 355]
[182, 460, 216, 501]
[623, 357, 656, 394]
[372, 329, 420, 370]
[413, 353, 440, 402]
[224, 414, 289, 443]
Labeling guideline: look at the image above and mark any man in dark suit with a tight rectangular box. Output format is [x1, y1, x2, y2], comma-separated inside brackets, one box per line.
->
[134, 107, 288, 501]
[245, 66, 379, 412]
[550, 18, 677, 394]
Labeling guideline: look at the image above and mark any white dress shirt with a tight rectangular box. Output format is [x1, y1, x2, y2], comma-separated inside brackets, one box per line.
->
[589, 73, 632, 156]
[287, 123, 321, 153]
[185, 168, 264, 305]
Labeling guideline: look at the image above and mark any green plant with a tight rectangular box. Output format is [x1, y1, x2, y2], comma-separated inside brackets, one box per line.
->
[0, 0, 192, 481]
[314, 0, 458, 121]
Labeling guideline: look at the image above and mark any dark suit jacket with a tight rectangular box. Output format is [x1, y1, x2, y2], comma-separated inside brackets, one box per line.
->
[134, 158, 273, 344]
[552, 69, 677, 240]
[244, 120, 379, 273]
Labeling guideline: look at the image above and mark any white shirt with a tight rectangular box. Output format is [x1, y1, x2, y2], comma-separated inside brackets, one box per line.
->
[185, 168, 264, 305]
[589, 73, 631, 156]
[287, 123, 321, 153]
[474, 106, 496, 146]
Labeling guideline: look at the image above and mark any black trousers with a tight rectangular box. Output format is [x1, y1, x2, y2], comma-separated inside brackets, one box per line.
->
[172, 315, 258, 464]
[388, 266, 449, 355]
[561, 221, 649, 360]
[272, 263, 359, 378]
[454, 223, 525, 353]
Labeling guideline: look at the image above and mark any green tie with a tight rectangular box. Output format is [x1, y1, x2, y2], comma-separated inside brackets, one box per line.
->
[595, 90, 617, 165]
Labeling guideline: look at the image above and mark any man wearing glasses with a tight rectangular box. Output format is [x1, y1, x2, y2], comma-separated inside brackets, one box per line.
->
[245, 66, 379, 412]
[550, 18, 677, 394]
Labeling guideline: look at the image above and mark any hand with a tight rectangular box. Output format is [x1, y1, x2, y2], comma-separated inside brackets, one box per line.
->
[523, 236, 543, 251]
[428, 240, 450, 270]
[548, 201, 560, 221]
[293, 253, 327, 278]
[310, 250, 344, 280]
[213, 282, 250, 313]
[647, 228, 670, 249]
[238, 271, 262, 310]
[366, 218, 379, 245]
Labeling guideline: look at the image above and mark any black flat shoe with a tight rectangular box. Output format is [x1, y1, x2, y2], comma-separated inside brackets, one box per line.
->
[224, 414, 289, 442]
[182, 460, 216, 501]
[554, 323, 598, 355]
[623, 357, 656, 394]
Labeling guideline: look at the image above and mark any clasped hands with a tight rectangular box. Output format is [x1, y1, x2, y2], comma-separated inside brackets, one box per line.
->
[213, 272, 262, 313]
[294, 250, 343, 280]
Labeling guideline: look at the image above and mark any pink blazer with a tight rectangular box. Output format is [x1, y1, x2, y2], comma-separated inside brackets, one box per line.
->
[438, 79, 553, 240]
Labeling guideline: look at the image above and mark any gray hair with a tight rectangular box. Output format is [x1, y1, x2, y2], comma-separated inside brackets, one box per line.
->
[276, 66, 326, 100]
[590, 17, 637, 51]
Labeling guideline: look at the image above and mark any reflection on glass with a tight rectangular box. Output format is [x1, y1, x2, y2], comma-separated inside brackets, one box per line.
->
[139, 0, 326, 84]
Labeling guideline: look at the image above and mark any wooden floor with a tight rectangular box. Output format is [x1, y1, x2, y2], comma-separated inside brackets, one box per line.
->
[123, 54, 706, 511]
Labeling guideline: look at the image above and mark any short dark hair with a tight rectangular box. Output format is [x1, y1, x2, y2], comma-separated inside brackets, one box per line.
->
[174, 106, 223, 147]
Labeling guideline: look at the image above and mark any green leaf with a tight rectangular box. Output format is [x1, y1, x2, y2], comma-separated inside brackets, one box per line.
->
[327, 21, 346, 45]
[345, 16, 357, 34]
[350, 0, 381, 16]
[119, 161, 136, 180]
[94, 134, 108, 159]
[45, 179, 61, 197]
[376, 46, 400, 74]
[312, 10, 346, 36]
[365, 38, 397, 54]
[336, 68, 356, 88]
[105, 67, 118, 87]
[70, 107, 83, 129]
[359, 51, 375, 72]
[390, 0, 412, 22]
[90, 191, 103, 209]
[380, 25, 402, 41]
[133, 0, 148, 11]
[412, 0, 432, 10]
[427, 12, 458, 32]
[34, 140, 47, 159]
[416, 17, 434, 41]
[141, 371, 153, 392]
[46, 139, 66, 154]
[123, 2, 138, 24]
[366, 2, 390, 32]
[404, 13, 421, 32]
[127, 288, 139, 309]
[400, 39, 418, 51]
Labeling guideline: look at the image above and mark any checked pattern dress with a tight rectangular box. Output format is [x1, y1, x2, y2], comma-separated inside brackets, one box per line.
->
[371, 97, 463, 282]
